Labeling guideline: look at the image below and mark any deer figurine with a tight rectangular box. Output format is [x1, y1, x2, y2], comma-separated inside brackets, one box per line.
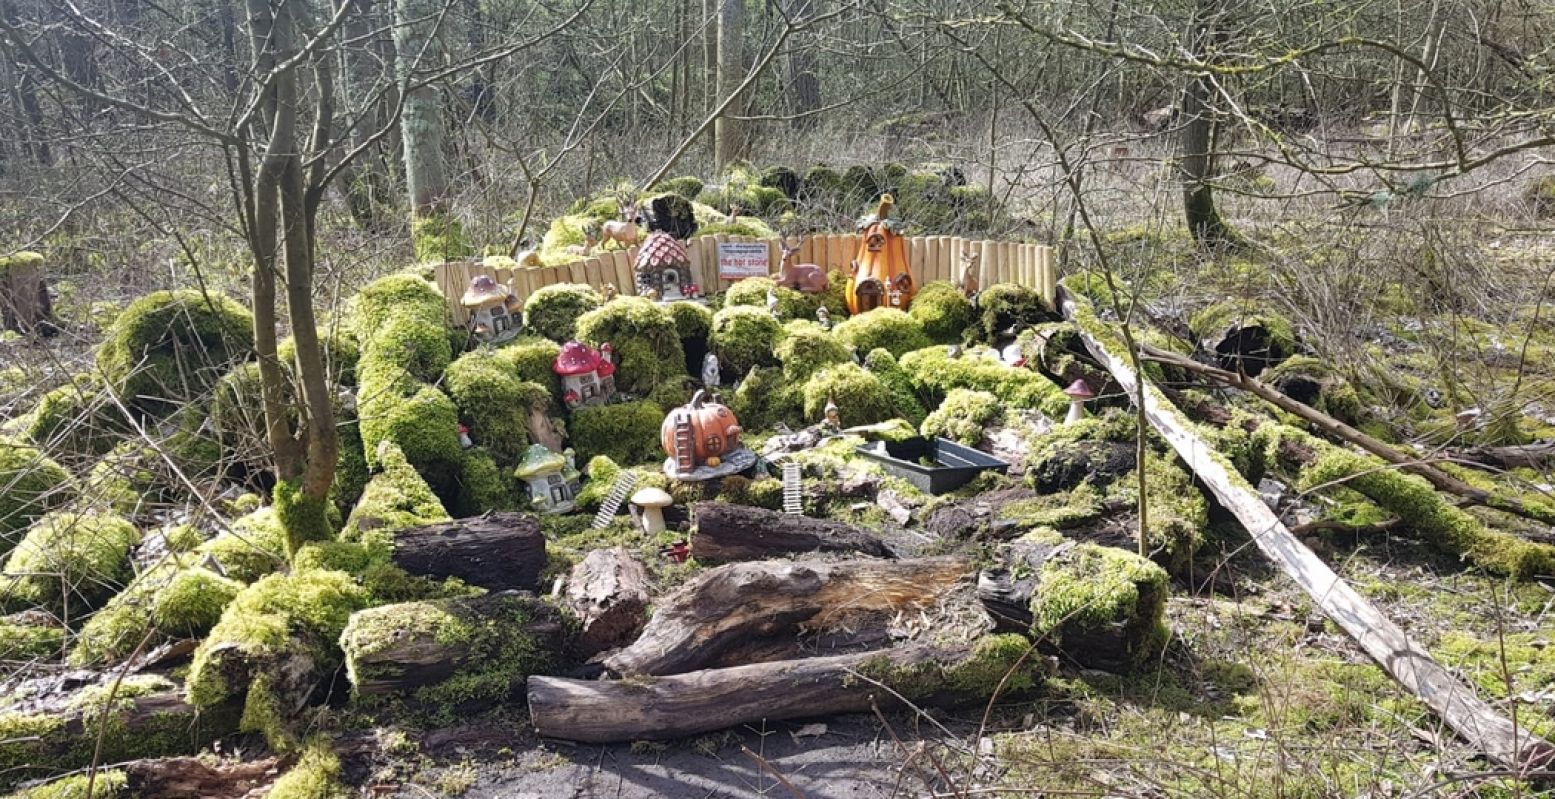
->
[724, 205, 742, 225]
[599, 203, 642, 250]
[563, 225, 598, 257]
[958, 250, 981, 299]
[777, 236, 828, 294]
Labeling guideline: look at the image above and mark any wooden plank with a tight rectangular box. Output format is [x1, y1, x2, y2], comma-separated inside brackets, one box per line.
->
[1039, 247, 1056, 309]
[583, 257, 604, 291]
[566, 259, 586, 285]
[908, 236, 927, 285]
[767, 238, 782, 278]
[713, 234, 731, 292]
[1058, 287, 1555, 772]
[924, 237, 942, 288]
[608, 250, 632, 296]
[979, 240, 997, 288]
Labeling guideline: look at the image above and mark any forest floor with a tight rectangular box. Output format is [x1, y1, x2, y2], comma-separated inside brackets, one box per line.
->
[353, 524, 1551, 798]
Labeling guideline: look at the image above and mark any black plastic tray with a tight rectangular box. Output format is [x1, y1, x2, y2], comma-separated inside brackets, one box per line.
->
[853, 436, 1010, 495]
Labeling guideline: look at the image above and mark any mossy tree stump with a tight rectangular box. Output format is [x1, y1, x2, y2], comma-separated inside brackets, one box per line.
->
[0, 251, 56, 337]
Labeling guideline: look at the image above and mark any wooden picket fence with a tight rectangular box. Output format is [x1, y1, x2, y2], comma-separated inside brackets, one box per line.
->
[435, 235, 1056, 326]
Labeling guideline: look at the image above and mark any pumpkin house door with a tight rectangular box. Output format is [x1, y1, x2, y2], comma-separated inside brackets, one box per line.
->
[855, 277, 884, 312]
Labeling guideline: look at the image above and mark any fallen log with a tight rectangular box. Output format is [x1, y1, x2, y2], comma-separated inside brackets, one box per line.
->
[123, 755, 287, 799]
[604, 556, 973, 677]
[1456, 439, 1555, 470]
[691, 502, 891, 561]
[0, 688, 241, 786]
[565, 547, 652, 657]
[340, 591, 570, 704]
[1063, 286, 1555, 770]
[531, 634, 1039, 743]
[388, 512, 546, 591]
[1142, 343, 1555, 527]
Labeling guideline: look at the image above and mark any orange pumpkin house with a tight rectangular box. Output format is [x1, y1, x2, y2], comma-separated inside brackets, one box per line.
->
[660, 389, 755, 480]
[846, 194, 915, 314]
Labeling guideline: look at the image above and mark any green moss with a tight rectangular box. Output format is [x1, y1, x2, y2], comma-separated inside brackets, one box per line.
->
[700, 163, 790, 215]
[341, 593, 571, 716]
[899, 345, 1070, 418]
[332, 412, 369, 516]
[210, 361, 283, 455]
[910, 281, 975, 345]
[151, 567, 243, 638]
[921, 388, 1002, 445]
[352, 272, 446, 346]
[279, 326, 359, 387]
[715, 475, 784, 510]
[0, 617, 63, 660]
[1030, 543, 1169, 669]
[22, 376, 125, 459]
[273, 479, 333, 557]
[570, 400, 664, 466]
[2, 770, 127, 799]
[775, 320, 850, 382]
[186, 568, 370, 744]
[268, 741, 350, 799]
[854, 633, 1041, 700]
[445, 349, 543, 462]
[493, 335, 564, 401]
[357, 380, 463, 476]
[710, 305, 784, 377]
[833, 308, 931, 359]
[725, 277, 822, 321]
[0, 251, 43, 274]
[343, 442, 451, 540]
[803, 363, 896, 427]
[69, 561, 178, 666]
[523, 283, 602, 343]
[667, 300, 714, 343]
[998, 487, 1107, 530]
[1297, 440, 1555, 578]
[1188, 299, 1297, 366]
[0, 438, 71, 540]
[1262, 355, 1363, 424]
[411, 213, 471, 262]
[454, 448, 519, 515]
[976, 283, 1049, 342]
[730, 366, 806, 432]
[94, 289, 254, 413]
[1437, 631, 1555, 713]
[0, 511, 140, 612]
[200, 507, 290, 584]
[655, 175, 704, 201]
[1108, 453, 1208, 572]
[862, 349, 929, 427]
[575, 297, 686, 394]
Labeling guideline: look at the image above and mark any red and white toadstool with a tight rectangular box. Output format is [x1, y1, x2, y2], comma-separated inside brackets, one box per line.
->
[1063, 379, 1095, 424]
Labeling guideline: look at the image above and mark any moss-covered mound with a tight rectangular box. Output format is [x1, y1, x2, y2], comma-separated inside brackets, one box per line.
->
[910, 281, 975, 345]
[900, 345, 1070, 418]
[523, 283, 602, 343]
[453, 448, 521, 516]
[352, 276, 453, 383]
[199, 506, 290, 584]
[357, 382, 462, 476]
[575, 297, 686, 395]
[570, 401, 664, 466]
[655, 175, 704, 201]
[803, 363, 896, 427]
[921, 389, 1002, 445]
[667, 301, 713, 343]
[343, 442, 451, 541]
[185, 568, 370, 747]
[493, 335, 564, 401]
[151, 566, 244, 638]
[94, 289, 254, 413]
[0, 438, 70, 540]
[1187, 299, 1297, 375]
[710, 306, 784, 378]
[730, 366, 805, 432]
[0, 511, 140, 612]
[21, 377, 126, 460]
[69, 560, 241, 666]
[279, 326, 360, 388]
[1263, 355, 1362, 424]
[775, 320, 851, 382]
[445, 349, 547, 462]
[861, 349, 929, 427]
[1029, 539, 1169, 670]
[725, 277, 822, 321]
[267, 741, 350, 799]
[699, 162, 791, 216]
[0, 615, 63, 661]
[975, 283, 1050, 343]
[833, 308, 931, 359]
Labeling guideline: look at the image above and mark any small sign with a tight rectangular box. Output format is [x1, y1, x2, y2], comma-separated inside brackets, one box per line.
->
[717, 242, 771, 280]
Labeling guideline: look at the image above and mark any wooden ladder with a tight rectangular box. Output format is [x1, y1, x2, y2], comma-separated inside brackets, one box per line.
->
[592, 471, 640, 529]
[673, 414, 696, 473]
[782, 462, 803, 515]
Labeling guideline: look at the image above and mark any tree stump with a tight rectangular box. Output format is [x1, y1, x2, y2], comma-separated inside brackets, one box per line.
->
[565, 547, 652, 657]
[691, 502, 891, 561]
[390, 512, 546, 591]
[0, 251, 56, 336]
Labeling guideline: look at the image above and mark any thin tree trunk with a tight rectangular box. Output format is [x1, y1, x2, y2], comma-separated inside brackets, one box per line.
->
[784, 0, 820, 127]
[1180, 0, 1239, 250]
[713, 0, 748, 171]
[396, 0, 449, 214]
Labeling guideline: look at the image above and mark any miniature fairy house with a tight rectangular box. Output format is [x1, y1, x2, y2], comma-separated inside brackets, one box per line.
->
[847, 194, 915, 314]
[660, 389, 756, 480]
[635, 194, 700, 301]
[462, 274, 520, 342]
[514, 444, 581, 513]
[554, 340, 617, 410]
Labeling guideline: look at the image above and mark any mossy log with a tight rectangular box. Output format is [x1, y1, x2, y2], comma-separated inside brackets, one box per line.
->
[1456, 440, 1555, 470]
[604, 556, 973, 677]
[120, 755, 286, 799]
[340, 591, 570, 703]
[565, 547, 651, 657]
[531, 636, 1038, 743]
[690, 502, 891, 561]
[1186, 300, 1294, 376]
[0, 690, 240, 786]
[0, 251, 56, 336]
[388, 512, 546, 591]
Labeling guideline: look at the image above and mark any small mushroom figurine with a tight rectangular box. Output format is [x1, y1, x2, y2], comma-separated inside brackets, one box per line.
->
[1063, 379, 1095, 424]
[458, 423, 474, 449]
[701, 352, 721, 387]
[631, 486, 673, 535]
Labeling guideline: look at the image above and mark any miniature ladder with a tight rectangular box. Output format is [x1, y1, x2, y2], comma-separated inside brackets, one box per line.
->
[673, 415, 696, 473]
[781, 462, 803, 515]
[591, 471, 640, 529]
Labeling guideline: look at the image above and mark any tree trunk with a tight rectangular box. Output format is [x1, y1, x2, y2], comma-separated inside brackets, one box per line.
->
[395, 0, 449, 215]
[340, 591, 570, 699]
[783, 0, 820, 127]
[565, 547, 652, 657]
[389, 512, 547, 591]
[690, 502, 892, 561]
[1180, 0, 1239, 250]
[0, 252, 56, 336]
[604, 556, 973, 677]
[123, 755, 287, 799]
[531, 640, 1027, 743]
[713, 0, 749, 171]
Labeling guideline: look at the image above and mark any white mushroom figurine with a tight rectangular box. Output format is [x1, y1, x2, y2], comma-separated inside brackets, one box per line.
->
[1063, 379, 1095, 424]
[631, 486, 674, 535]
